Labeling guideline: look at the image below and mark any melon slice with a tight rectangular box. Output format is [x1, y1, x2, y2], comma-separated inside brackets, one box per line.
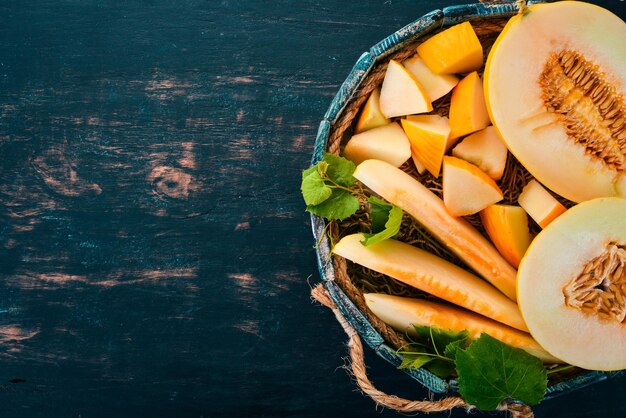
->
[344, 122, 411, 167]
[364, 293, 559, 363]
[484, 1, 626, 202]
[442, 156, 503, 217]
[353, 159, 518, 300]
[379, 59, 432, 118]
[416, 21, 483, 75]
[518, 180, 566, 229]
[480, 204, 532, 268]
[452, 126, 508, 180]
[411, 152, 427, 175]
[401, 115, 451, 177]
[334, 234, 528, 331]
[355, 87, 390, 134]
[518, 197, 626, 370]
[403, 55, 459, 102]
[449, 71, 491, 140]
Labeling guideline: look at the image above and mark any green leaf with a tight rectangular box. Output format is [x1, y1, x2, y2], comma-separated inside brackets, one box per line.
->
[307, 189, 359, 221]
[301, 170, 333, 206]
[456, 334, 547, 411]
[444, 338, 468, 361]
[398, 354, 433, 370]
[302, 165, 317, 180]
[367, 196, 392, 232]
[425, 359, 455, 379]
[322, 153, 356, 187]
[413, 325, 469, 356]
[360, 204, 403, 246]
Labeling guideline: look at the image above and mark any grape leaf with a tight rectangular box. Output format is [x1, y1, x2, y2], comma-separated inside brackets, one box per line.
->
[413, 325, 469, 356]
[360, 204, 403, 246]
[367, 196, 393, 232]
[398, 354, 433, 370]
[306, 189, 359, 221]
[456, 334, 547, 410]
[322, 153, 356, 187]
[424, 359, 455, 379]
[301, 170, 332, 206]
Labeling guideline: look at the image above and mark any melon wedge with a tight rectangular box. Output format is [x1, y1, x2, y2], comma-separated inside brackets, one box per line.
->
[449, 71, 491, 140]
[518, 197, 626, 370]
[403, 55, 459, 102]
[344, 122, 411, 167]
[411, 152, 427, 175]
[364, 293, 559, 363]
[443, 156, 503, 217]
[334, 234, 527, 331]
[485, 1, 626, 202]
[416, 21, 483, 75]
[355, 87, 390, 134]
[480, 204, 532, 268]
[401, 115, 451, 177]
[452, 126, 508, 180]
[379, 59, 432, 118]
[518, 179, 566, 229]
[353, 159, 517, 300]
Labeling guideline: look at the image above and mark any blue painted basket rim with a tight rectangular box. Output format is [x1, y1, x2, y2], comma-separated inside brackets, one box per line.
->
[311, 0, 619, 403]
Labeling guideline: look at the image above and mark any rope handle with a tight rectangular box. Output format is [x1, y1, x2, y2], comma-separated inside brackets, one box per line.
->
[311, 284, 534, 417]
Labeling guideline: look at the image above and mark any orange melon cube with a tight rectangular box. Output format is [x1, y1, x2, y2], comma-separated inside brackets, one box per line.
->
[449, 71, 491, 140]
[452, 126, 508, 180]
[354, 87, 390, 134]
[400, 115, 451, 177]
[518, 180, 567, 228]
[480, 204, 532, 268]
[416, 21, 483, 75]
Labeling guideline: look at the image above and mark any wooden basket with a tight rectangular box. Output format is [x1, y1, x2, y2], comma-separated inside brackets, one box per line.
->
[311, 0, 619, 406]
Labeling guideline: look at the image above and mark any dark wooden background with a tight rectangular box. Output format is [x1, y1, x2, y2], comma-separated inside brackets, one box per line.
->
[0, 1, 624, 417]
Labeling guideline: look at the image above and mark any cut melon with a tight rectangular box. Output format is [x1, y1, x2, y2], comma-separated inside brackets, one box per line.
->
[344, 122, 411, 167]
[353, 159, 518, 300]
[379, 59, 432, 118]
[452, 126, 508, 180]
[401, 115, 451, 177]
[449, 71, 491, 140]
[480, 204, 532, 268]
[403, 55, 459, 102]
[334, 234, 527, 331]
[485, 1, 626, 202]
[411, 152, 427, 175]
[518, 197, 626, 370]
[442, 156, 503, 217]
[364, 293, 559, 363]
[518, 180, 566, 229]
[355, 87, 390, 134]
[416, 21, 483, 75]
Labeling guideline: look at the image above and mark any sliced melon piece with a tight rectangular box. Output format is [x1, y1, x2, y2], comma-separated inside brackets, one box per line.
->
[485, 1, 626, 202]
[365, 293, 559, 363]
[416, 21, 483, 75]
[334, 234, 527, 331]
[379, 59, 432, 118]
[401, 115, 451, 177]
[449, 71, 491, 140]
[344, 122, 411, 167]
[452, 126, 508, 180]
[518, 197, 626, 370]
[353, 159, 517, 300]
[518, 179, 566, 229]
[443, 156, 503, 217]
[403, 55, 459, 102]
[355, 87, 390, 134]
[480, 204, 532, 268]
[411, 152, 427, 175]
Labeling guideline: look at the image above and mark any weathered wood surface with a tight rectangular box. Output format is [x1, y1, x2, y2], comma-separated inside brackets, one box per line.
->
[0, 0, 624, 416]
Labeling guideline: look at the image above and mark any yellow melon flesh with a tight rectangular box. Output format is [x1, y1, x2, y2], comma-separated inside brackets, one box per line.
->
[380, 59, 432, 118]
[449, 72, 491, 140]
[452, 126, 508, 180]
[485, 1, 626, 202]
[518, 180, 566, 229]
[442, 156, 503, 217]
[355, 87, 390, 134]
[518, 197, 626, 370]
[334, 234, 528, 331]
[403, 55, 459, 102]
[344, 122, 411, 167]
[353, 159, 518, 300]
[364, 293, 559, 363]
[411, 152, 427, 175]
[401, 115, 451, 177]
[480, 204, 532, 269]
[416, 21, 483, 75]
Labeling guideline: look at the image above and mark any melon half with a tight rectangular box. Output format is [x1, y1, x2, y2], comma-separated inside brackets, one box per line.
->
[517, 197, 626, 370]
[484, 1, 626, 202]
